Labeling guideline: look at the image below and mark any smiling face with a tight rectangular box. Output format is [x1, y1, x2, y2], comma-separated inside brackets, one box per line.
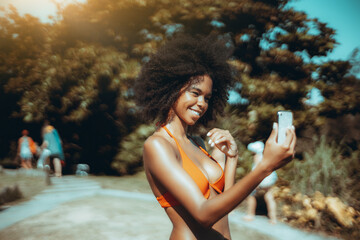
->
[171, 75, 213, 126]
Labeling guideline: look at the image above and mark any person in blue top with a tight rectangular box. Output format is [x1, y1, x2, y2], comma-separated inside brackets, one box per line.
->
[40, 120, 65, 177]
[17, 129, 36, 169]
[243, 141, 278, 224]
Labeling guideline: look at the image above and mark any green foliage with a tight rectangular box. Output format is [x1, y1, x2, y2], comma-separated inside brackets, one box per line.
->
[0, 0, 359, 177]
[112, 124, 155, 175]
[5, 43, 139, 122]
[349, 48, 360, 76]
[286, 136, 350, 198]
[278, 140, 360, 238]
[345, 147, 360, 209]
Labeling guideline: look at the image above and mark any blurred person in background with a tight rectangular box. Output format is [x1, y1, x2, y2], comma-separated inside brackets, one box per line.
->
[243, 141, 278, 224]
[135, 35, 296, 239]
[17, 129, 36, 169]
[40, 120, 65, 177]
[37, 121, 51, 169]
[36, 147, 51, 169]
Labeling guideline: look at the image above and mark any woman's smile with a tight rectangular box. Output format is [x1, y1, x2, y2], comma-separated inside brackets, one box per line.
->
[172, 75, 213, 125]
[189, 108, 202, 116]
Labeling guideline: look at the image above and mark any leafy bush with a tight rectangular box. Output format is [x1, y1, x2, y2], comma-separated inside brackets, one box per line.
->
[111, 124, 155, 175]
[0, 185, 23, 205]
[282, 136, 360, 210]
[288, 136, 346, 196]
[345, 147, 360, 209]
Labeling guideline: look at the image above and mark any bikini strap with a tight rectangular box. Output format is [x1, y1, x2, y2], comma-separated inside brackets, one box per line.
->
[189, 137, 218, 163]
[162, 126, 176, 141]
[162, 126, 183, 152]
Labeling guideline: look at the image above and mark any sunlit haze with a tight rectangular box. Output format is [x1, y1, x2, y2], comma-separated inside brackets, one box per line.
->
[1, 0, 359, 62]
[0, 0, 86, 23]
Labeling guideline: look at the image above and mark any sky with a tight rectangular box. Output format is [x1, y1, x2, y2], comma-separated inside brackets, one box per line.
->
[0, 0, 359, 61]
[287, 0, 360, 61]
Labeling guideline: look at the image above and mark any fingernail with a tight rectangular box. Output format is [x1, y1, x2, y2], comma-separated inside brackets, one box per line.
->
[273, 122, 276, 129]
[208, 140, 212, 144]
[215, 140, 219, 144]
[211, 142, 215, 147]
[286, 126, 294, 130]
[207, 132, 211, 136]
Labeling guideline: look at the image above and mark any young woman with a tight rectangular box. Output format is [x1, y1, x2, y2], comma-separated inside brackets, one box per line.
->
[135, 35, 296, 239]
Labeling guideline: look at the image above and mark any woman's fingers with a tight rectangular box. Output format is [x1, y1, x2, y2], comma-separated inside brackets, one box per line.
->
[207, 128, 219, 137]
[209, 134, 227, 148]
[289, 127, 297, 153]
[208, 138, 214, 147]
[208, 129, 224, 144]
[214, 136, 228, 145]
[263, 123, 298, 171]
[208, 129, 237, 157]
[207, 129, 220, 147]
[283, 126, 294, 149]
[208, 135, 220, 147]
[268, 123, 278, 143]
[207, 128, 238, 156]
[209, 132, 232, 145]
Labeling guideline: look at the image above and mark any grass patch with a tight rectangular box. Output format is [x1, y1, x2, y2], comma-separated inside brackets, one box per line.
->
[88, 171, 152, 194]
[0, 170, 49, 206]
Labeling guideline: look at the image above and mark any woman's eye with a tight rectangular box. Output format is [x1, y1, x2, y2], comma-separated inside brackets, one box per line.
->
[191, 91, 199, 96]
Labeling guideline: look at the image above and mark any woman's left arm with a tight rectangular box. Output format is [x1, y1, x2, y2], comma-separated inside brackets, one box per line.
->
[207, 128, 238, 190]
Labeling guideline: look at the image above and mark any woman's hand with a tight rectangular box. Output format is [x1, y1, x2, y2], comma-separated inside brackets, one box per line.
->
[207, 128, 238, 158]
[261, 123, 296, 172]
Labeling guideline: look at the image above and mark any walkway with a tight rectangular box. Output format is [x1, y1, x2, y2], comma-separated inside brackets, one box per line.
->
[0, 175, 339, 240]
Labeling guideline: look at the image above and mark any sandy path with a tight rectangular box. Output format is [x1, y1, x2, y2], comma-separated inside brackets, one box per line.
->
[0, 194, 273, 240]
[0, 174, 338, 240]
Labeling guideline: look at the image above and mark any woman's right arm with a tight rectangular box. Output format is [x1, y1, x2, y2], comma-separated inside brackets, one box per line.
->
[144, 124, 296, 228]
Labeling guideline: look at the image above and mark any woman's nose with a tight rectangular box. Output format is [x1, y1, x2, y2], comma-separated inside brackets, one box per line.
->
[197, 96, 206, 108]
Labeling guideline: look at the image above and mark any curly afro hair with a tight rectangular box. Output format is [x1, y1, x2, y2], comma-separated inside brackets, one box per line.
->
[135, 34, 235, 126]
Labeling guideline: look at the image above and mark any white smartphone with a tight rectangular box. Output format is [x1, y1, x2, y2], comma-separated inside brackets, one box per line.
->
[277, 111, 293, 144]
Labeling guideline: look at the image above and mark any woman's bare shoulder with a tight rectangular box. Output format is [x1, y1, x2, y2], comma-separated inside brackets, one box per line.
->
[143, 132, 177, 159]
[145, 131, 169, 148]
[143, 131, 182, 177]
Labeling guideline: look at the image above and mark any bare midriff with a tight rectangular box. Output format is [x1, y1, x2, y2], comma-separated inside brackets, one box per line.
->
[164, 192, 231, 240]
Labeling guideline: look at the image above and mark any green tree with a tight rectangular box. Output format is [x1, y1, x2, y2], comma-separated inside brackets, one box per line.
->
[0, 6, 49, 159]
[1, 0, 359, 175]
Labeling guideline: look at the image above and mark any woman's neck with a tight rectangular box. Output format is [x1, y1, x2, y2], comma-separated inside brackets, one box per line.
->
[164, 117, 188, 140]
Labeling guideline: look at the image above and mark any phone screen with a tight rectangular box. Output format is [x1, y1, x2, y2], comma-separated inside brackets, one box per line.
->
[277, 111, 293, 144]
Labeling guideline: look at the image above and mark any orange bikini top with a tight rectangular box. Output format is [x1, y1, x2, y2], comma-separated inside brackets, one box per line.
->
[156, 126, 225, 208]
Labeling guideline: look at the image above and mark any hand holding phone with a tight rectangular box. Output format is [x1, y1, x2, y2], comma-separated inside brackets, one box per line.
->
[277, 111, 293, 144]
[261, 111, 296, 172]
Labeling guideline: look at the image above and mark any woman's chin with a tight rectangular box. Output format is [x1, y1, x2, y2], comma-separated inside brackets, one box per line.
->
[180, 114, 201, 126]
[188, 118, 200, 126]
[182, 118, 197, 126]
